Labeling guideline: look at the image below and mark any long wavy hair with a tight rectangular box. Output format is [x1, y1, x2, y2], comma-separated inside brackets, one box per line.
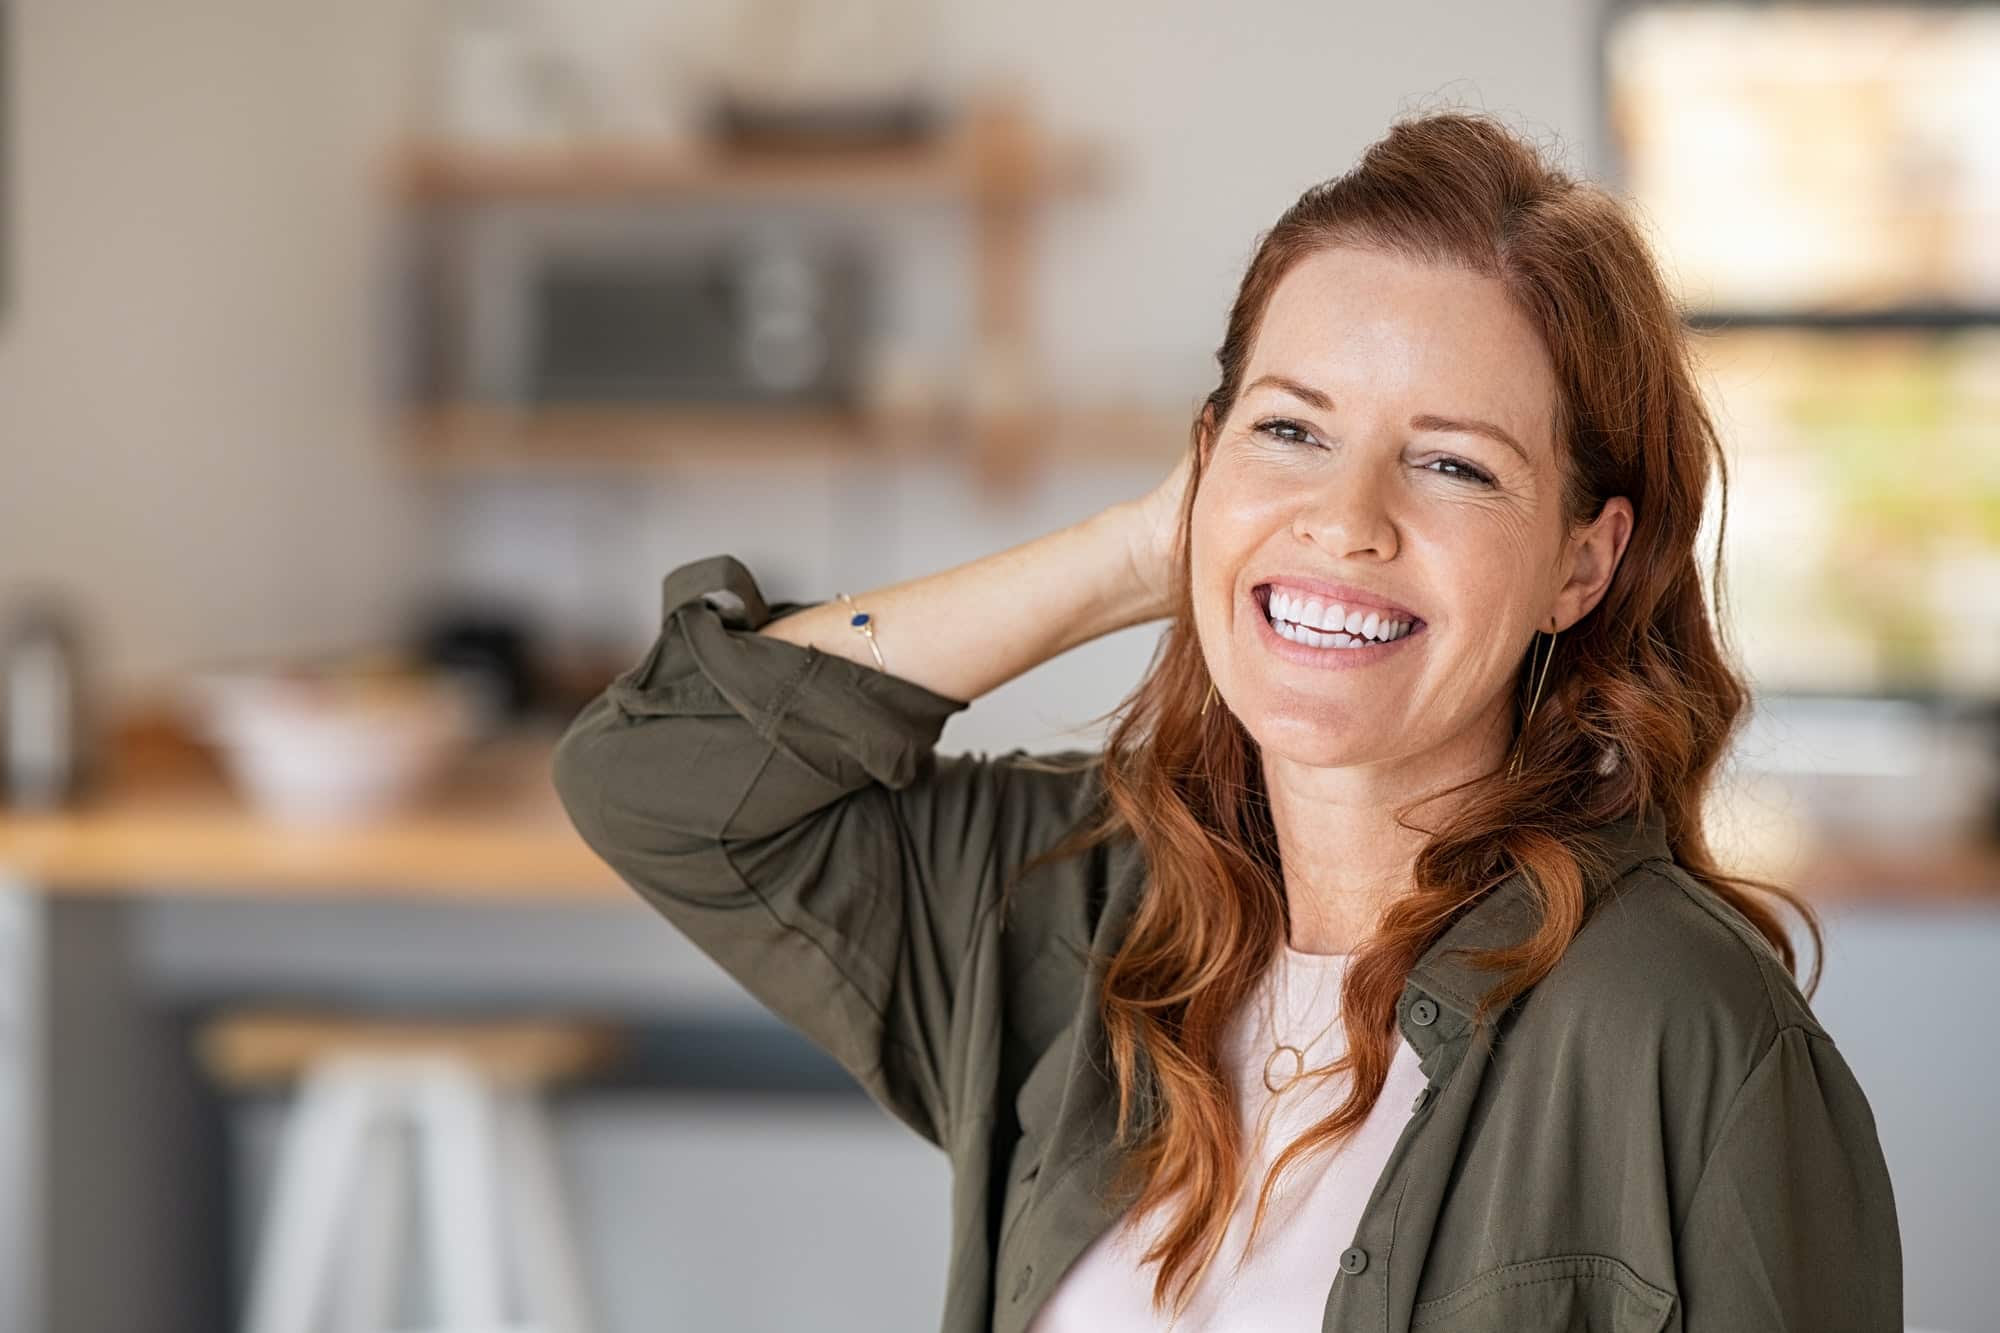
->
[998, 108, 1823, 1320]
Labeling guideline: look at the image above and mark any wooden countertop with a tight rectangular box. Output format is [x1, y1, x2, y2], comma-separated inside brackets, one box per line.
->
[1784, 838, 2000, 906]
[0, 704, 1994, 906]
[0, 712, 627, 901]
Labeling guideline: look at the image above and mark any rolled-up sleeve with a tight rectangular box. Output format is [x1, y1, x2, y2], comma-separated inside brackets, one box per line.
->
[1672, 1024, 1902, 1330]
[550, 554, 1091, 1150]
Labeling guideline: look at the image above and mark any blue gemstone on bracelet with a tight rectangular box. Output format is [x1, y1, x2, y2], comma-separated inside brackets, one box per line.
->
[850, 613, 870, 627]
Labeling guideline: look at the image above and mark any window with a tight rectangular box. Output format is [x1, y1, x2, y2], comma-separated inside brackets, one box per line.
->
[1603, 2, 2000, 695]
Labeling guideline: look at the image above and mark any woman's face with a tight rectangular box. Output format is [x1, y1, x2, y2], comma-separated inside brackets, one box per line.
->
[1189, 244, 1630, 777]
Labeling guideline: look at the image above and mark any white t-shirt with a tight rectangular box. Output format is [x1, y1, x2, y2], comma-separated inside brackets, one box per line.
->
[1025, 943, 1431, 1332]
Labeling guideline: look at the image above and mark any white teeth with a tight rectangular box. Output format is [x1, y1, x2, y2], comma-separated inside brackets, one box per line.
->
[1275, 618, 1359, 649]
[1273, 590, 1346, 634]
[1264, 587, 1413, 645]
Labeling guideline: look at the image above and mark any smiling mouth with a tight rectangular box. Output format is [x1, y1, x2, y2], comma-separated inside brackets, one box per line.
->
[1253, 583, 1426, 648]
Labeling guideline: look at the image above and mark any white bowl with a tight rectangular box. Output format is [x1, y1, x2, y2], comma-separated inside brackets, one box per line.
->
[183, 668, 478, 826]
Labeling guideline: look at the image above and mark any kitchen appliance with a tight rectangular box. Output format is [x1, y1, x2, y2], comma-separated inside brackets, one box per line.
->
[0, 593, 91, 810]
[527, 232, 872, 404]
[422, 222, 878, 408]
[413, 603, 539, 726]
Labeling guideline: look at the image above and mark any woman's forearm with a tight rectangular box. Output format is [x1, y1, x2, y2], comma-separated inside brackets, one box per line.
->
[757, 503, 1163, 706]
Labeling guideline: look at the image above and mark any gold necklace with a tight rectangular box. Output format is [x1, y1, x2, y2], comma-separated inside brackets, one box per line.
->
[1163, 948, 1349, 1331]
[1261, 945, 1347, 1096]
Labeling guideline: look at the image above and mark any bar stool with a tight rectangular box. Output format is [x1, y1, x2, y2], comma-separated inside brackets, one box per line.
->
[196, 1011, 622, 1333]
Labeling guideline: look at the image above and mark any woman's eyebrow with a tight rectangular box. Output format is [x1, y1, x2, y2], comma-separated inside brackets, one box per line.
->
[1244, 374, 1334, 410]
[1409, 414, 1528, 464]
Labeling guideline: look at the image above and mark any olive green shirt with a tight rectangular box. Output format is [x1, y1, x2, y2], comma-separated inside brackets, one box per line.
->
[550, 553, 1903, 1333]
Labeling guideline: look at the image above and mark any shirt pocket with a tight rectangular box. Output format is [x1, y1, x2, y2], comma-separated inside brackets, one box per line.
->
[1409, 1254, 1675, 1333]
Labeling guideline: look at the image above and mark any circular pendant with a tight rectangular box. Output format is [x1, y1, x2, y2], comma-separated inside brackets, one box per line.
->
[1263, 1044, 1304, 1094]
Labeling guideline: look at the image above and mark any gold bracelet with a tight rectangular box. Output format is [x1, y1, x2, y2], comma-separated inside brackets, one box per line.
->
[835, 592, 886, 671]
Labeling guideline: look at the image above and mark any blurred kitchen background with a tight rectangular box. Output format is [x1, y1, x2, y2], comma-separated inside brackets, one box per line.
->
[0, 1, 1996, 1330]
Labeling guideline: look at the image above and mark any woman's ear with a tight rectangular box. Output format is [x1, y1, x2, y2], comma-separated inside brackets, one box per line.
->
[1555, 495, 1635, 630]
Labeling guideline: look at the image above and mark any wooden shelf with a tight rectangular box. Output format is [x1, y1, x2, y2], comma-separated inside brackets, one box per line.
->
[398, 401, 1195, 476]
[403, 403, 929, 472]
[1771, 836, 2000, 905]
[390, 96, 1119, 482]
[389, 127, 1107, 205]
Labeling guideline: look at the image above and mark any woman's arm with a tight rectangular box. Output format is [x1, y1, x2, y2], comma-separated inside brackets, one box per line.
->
[757, 487, 1180, 703]
[551, 471, 1187, 1149]
[1672, 1025, 1903, 1329]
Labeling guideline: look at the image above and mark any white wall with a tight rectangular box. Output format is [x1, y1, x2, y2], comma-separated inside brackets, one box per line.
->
[0, 0, 425, 696]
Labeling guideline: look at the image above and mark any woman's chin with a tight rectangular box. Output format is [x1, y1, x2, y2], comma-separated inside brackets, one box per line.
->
[1238, 709, 1410, 770]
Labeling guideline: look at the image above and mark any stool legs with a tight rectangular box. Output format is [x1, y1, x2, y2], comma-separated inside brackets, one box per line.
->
[413, 1061, 506, 1329]
[243, 1059, 378, 1333]
[496, 1092, 591, 1333]
[328, 1107, 407, 1333]
[240, 1055, 595, 1333]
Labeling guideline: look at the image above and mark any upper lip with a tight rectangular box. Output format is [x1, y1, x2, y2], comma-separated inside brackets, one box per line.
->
[1253, 575, 1423, 624]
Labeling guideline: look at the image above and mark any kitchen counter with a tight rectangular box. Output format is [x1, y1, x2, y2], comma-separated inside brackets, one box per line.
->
[0, 707, 625, 899]
[0, 702, 1995, 904]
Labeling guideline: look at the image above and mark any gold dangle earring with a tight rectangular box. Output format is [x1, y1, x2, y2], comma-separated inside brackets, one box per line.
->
[1507, 617, 1559, 781]
[1201, 679, 1217, 716]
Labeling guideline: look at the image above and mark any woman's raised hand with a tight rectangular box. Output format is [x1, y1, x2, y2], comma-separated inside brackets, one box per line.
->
[1116, 448, 1196, 623]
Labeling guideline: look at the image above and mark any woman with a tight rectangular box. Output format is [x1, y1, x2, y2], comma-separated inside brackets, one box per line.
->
[552, 111, 1902, 1332]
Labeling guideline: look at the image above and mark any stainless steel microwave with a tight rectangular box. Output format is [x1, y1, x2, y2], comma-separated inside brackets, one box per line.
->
[425, 224, 876, 407]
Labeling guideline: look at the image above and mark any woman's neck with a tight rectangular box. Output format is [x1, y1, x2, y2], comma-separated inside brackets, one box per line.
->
[1261, 714, 1511, 953]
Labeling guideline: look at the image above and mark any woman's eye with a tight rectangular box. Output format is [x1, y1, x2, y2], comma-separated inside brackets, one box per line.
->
[1254, 418, 1319, 447]
[1251, 419, 1495, 488]
[1426, 456, 1496, 487]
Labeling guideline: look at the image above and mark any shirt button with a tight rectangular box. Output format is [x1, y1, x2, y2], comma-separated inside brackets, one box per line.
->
[1340, 1247, 1369, 1275]
[1410, 997, 1439, 1027]
[1012, 1264, 1034, 1301]
[1411, 1087, 1432, 1112]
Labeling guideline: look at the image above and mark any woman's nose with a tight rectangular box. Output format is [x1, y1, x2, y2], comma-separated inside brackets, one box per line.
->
[1292, 465, 1399, 560]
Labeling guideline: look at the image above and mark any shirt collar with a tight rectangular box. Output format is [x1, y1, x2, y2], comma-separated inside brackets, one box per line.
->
[1397, 805, 1672, 1065]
